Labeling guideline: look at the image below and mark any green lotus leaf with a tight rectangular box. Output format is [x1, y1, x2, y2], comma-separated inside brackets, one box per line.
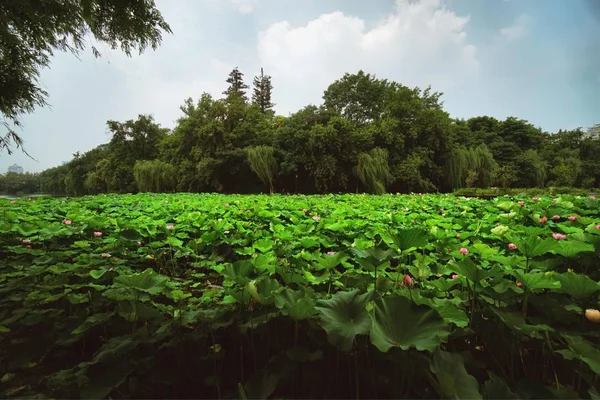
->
[513, 272, 560, 291]
[119, 229, 143, 241]
[246, 276, 280, 305]
[72, 312, 115, 334]
[561, 335, 600, 375]
[551, 240, 595, 258]
[274, 288, 316, 321]
[315, 289, 376, 351]
[508, 235, 557, 259]
[222, 260, 256, 285]
[448, 258, 496, 284]
[114, 268, 168, 295]
[388, 228, 430, 252]
[556, 272, 599, 300]
[253, 238, 273, 253]
[369, 295, 449, 352]
[430, 349, 482, 400]
[89, 269, 107, 279]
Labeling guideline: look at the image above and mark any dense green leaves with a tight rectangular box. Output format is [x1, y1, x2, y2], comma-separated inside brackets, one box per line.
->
[0, 192, 599, 398]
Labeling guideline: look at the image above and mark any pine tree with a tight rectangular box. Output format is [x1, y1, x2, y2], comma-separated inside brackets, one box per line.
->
[223, 67, 249, 99]
[252, 68, 275, 113]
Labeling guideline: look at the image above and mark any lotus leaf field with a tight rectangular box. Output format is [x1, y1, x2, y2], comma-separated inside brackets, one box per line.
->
[1, 193, 600, 399]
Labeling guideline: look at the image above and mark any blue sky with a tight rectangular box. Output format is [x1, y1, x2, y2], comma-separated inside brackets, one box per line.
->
[2, 0, 599, 173]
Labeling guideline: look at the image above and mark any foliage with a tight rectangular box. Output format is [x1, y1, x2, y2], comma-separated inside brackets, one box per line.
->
[1, 192, 599, 398]
[252, 68, 275, 114]
[354, 148, 393, 194]
[31, 69, 600, 196]
[223, 67, 249, 100]
[0, 0, 172, 153]
[246, 146, 277, 193]
[0, 172, 41, 194]
[133, 160, 177, 192]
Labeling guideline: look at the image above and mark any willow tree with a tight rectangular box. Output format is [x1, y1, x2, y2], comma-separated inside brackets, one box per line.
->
[471, 144, 496, 188]
[247, 146, 277, 193]
[1, 0, 172, 154]
[354, 148, 393, 194]
[133, 160, 177, 192]
[445, 146, 470, 189]
[445, 145, 496, 189]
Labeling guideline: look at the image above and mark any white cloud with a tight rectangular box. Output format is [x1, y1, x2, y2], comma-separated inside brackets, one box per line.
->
[257, 0, 480, 114]
[499, 14, 532, 41]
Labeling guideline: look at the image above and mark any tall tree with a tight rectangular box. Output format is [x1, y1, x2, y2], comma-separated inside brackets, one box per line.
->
[323, 70, 389, 124]
[223, 67, 249, 100]
[0, 0, 172, 155]
[252, 68, 275, 113]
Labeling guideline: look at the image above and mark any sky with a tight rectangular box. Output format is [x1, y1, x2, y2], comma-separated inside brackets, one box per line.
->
[2, 0, 600, 173]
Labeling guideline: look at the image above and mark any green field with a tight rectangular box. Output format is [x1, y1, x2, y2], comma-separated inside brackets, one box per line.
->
[1, 193, 600, 398]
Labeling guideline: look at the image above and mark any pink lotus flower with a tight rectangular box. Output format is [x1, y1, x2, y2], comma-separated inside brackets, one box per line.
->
[590, 195, 597, 200]
[403, 274, 414, 287]
[596, 224, 600, 230]
[327, 251, 336, 256]
[568, 216, 577, 221]
[517, 281, 523, 287]
[302, 208, 307, 212]
[508, 243, 517, 250]
[455, 233, 461, 238]
[26, 245, 31, 249]
[246, 209, 251, 213]
[459, 247, 469, 255]
[166, 224, 174, 230]
[137, 241, 142, 246]
[552, 233, 567, 240]
[63, 219, 72, 225]
[539, 216, 548, 224]
[22, 239, 31, 244]
[553, 215, 560, 221]
[532, 197, 539, 201]
[451, 274, 458, 280]
[93, 232, 102, 237]
[312, 215, 321, 221]
[518, 201, 525, 207]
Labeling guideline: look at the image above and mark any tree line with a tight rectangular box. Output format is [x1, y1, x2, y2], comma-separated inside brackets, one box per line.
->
[2, 69, 599, 196]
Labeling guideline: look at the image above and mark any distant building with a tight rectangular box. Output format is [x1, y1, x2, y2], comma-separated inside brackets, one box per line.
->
[584, 124, 600, 140]
[8, 164, 24, 174]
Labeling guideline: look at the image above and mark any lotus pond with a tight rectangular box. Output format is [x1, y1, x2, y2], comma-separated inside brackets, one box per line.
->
[1, 193, 600, 399]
